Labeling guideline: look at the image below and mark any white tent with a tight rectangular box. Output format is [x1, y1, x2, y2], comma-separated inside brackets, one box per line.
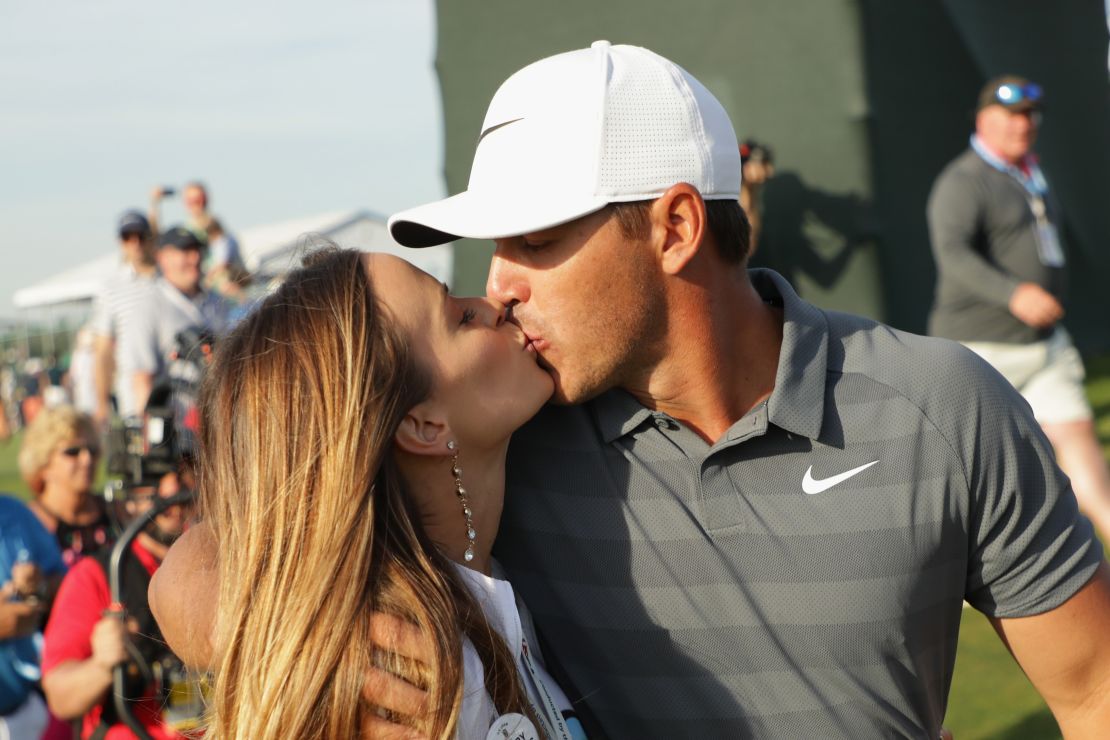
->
[13, 209, 453, 310]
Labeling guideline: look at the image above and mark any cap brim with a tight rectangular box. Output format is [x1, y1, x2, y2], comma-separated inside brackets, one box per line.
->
[389, 189, 609, 248]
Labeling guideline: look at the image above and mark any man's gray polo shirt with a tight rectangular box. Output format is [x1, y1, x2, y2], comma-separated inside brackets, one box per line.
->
[496, 269, 1100, 738]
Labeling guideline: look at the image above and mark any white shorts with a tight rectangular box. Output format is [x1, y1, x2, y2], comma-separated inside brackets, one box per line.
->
[963, 328, 1092, 425]
[0, 691, 47, 740]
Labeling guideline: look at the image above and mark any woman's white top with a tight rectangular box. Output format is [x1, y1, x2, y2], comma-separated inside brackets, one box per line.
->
[452, 561, 587, 740]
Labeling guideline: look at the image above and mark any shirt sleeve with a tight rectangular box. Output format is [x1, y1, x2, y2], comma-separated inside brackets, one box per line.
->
[88, 288, 113, 338]
[959, 351, 1102, 616]
[927, 167, 1022, 308]
[41, 557, 110, 675]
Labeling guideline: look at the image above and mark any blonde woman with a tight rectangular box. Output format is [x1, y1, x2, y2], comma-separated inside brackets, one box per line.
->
[152, 249, 585, 739]
[18, 405, 110, 567]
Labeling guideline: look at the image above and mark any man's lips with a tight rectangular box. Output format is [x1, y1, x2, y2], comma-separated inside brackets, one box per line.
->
[523, 333, 549, 357]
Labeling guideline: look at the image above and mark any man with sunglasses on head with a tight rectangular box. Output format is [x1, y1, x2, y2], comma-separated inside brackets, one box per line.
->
[927, 76, 1110, 545]
[89, 211, 159, 426]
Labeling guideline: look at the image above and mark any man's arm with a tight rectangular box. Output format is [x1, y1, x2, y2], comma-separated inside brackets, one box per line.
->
[93, 335, 115, 424]
[927, 169, 1022, 308]
[992, 562, 1110, 736]
[132, 370, 154, 416]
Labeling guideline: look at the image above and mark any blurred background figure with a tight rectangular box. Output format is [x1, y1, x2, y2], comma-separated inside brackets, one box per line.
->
[739, 139, 774, 255]
[17, 406, 110, 569]
[927, 76, 1110, 543]
[150, 182, 251, 302]
[149, 181, 213, 242]
[67, 326, 98, 417]
[128, 226, 232, 414]
[42, 467, 193, 740]
[202, 217, 250, 302]
[0, 494, 66, 740]
[90, 210, 159, 424]
[41, 355, 68, 410]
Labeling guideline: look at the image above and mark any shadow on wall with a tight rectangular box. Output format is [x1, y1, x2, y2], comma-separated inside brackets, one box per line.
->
[752, 172, 879, 311]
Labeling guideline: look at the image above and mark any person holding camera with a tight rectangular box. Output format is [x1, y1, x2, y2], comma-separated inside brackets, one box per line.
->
[41, 468, 193, 740]
[127, 226, 232, 415]
[0, 495, 66, 739]
[150, 182, 247, 301]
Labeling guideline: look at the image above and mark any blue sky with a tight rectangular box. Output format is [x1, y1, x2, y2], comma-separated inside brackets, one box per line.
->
[0, 0, 443, 316]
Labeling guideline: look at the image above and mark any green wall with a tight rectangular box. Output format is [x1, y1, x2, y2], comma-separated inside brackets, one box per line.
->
[437, 0, 1110, 349]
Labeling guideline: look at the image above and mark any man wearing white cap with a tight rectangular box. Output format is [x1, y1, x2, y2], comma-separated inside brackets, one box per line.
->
[386, 42, 1110, 737]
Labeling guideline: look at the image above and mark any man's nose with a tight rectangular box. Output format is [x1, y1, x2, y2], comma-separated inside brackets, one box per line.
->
[487, 242, 528, 306]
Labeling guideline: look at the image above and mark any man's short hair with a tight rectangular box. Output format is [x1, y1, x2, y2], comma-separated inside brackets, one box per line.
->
[609, 198, 752, 265]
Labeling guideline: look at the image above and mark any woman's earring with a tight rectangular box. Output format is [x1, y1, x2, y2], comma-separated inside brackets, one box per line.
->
[447, 441, 476, 562]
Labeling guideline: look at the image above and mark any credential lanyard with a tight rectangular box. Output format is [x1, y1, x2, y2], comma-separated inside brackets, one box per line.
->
[970, 135, 1065, 267]
[519, 637, 577, 740]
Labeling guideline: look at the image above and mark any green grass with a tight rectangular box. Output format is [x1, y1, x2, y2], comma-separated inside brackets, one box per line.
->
[3, 355, 1109, 737]
[0, 430, 29, 500]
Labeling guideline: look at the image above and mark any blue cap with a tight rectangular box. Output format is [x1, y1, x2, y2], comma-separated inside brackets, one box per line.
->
[118, 210, 151, 237]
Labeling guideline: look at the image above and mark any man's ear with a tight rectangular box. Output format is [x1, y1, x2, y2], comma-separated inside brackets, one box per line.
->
[651, 182, 706, 275]
[394, 399, 452, 457]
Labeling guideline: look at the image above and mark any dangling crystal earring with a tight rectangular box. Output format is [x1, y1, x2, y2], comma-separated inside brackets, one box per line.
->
[447, 441, 476, 562]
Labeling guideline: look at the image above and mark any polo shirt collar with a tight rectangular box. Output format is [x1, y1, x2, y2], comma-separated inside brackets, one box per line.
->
[592, 268, 829, 443]
[752, 269, 828, 440]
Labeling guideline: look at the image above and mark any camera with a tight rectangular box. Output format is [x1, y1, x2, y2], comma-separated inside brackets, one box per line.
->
[105, 327, 213, 490]
[160, 186, 176, 197]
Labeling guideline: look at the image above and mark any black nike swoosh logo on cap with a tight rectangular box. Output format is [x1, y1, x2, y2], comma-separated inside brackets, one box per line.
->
[477, 117, 524, 144]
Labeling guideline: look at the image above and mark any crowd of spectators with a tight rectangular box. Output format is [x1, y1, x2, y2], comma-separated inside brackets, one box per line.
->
[1, 182, 238, 738]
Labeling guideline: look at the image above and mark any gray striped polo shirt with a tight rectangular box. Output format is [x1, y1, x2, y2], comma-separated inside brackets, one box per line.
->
[496, 268, 1101, 739]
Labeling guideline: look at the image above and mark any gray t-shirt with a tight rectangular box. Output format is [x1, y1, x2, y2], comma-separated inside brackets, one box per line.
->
[125, 279, 230, 386]
[496, 268, 1100, 738]
[927, 147, 1066, 344]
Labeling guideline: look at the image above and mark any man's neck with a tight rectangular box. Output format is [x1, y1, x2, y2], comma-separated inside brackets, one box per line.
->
[974, 133, 1024, 167]
[165, 278, 201, 299]
[624, 267, 783, 444]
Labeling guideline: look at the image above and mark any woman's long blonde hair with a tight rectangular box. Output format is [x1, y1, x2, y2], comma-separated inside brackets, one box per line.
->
[199, 249, 538, 738]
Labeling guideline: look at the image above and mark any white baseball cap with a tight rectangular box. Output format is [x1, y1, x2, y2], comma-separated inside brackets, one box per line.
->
[389, 40, 741, 248]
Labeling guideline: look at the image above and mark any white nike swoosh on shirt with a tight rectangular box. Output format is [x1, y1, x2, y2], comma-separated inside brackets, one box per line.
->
[802, 460, 880, 495]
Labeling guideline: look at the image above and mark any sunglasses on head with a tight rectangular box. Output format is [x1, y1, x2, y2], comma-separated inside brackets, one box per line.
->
[61, 444, 99, 458]
[994, 82, 1043, 106]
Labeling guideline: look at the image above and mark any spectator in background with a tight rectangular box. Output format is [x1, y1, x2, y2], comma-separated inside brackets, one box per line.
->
[18, 406, 110, 569]
[927, 75, 1110, 543]
[202, 217, 250, 301]
[0, 495, 65, 739]
[739, 139, 774, 255]
[129, 227, 231, 413]
[68, 327, 98, 417]
[42, 470, 192, 740]
[149, 181, 212, 242]
[90, 210, 158, 423]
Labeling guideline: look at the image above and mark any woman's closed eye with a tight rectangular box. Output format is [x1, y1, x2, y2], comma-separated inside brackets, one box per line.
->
[459, 307, 477, 326]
